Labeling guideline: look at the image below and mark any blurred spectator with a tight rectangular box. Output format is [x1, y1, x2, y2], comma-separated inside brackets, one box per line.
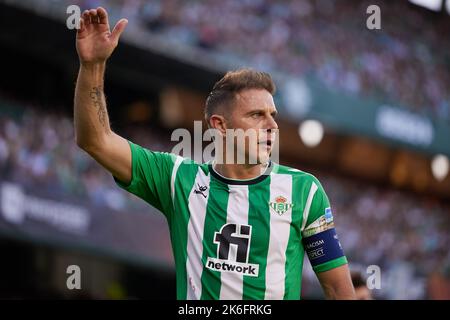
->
[351, 270, 373, 300]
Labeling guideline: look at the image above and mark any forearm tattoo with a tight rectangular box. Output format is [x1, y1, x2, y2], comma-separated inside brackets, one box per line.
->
[90, 86, 109, 129]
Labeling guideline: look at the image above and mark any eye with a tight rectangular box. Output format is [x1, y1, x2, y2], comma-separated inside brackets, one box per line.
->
[251, 112, 263, 119]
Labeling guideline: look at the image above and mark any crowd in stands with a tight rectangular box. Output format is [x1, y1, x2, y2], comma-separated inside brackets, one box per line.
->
[321, 175, 450, 298]
[0, 98, 173, 212]
[38, 0, 449, 121]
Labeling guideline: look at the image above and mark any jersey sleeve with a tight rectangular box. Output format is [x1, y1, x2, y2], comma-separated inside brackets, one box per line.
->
[113, 140, 179, 218]
[301, 176, 348, 273]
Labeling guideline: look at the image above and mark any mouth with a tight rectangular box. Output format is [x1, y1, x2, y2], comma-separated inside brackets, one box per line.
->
[258, 140, 273, 150]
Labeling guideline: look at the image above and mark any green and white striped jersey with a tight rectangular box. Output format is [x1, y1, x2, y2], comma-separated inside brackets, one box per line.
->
[114, 141, 348, 300]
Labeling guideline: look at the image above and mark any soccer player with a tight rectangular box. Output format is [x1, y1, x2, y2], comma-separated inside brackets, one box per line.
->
[74, 7, 355, 300]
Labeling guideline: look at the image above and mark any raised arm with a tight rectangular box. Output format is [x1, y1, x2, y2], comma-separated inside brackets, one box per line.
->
[74, 7, 131, 184]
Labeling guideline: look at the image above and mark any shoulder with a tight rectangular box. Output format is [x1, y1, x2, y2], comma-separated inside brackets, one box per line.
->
[173, 156, 210, 175]
[272, 163, 322, 184]
[272, 163, 328, 199]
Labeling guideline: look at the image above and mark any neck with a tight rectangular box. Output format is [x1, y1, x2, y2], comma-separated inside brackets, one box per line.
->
[212, 161, 268, 180]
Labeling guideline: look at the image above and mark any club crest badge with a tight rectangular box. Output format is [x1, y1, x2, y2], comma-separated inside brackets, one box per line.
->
[269, 196, 293, 215]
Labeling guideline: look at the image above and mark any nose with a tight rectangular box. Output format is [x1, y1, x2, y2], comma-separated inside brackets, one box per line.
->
[266, 115, 278, 132]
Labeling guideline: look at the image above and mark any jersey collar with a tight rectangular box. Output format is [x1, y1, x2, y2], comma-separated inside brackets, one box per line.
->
[208, 161, 273, 185]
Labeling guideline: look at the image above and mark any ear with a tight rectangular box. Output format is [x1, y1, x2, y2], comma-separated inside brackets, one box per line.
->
[208, 114, 228, 136]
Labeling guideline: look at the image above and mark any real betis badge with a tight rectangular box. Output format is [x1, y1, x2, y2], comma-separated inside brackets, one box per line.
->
[269, 196, 293, 215]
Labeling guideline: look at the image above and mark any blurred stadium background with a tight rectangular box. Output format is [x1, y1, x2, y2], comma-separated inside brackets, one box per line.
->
[0, 0, 449, 299]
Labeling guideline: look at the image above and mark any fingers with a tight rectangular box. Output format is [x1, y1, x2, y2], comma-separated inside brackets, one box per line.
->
[111, 19, 128, 43]
[79, 7, 125, 41]
[82, 10, 90, 25]
[77, 17, 86, 34]
[89, 8, 99, 24]
[97, 7, 108, 25]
